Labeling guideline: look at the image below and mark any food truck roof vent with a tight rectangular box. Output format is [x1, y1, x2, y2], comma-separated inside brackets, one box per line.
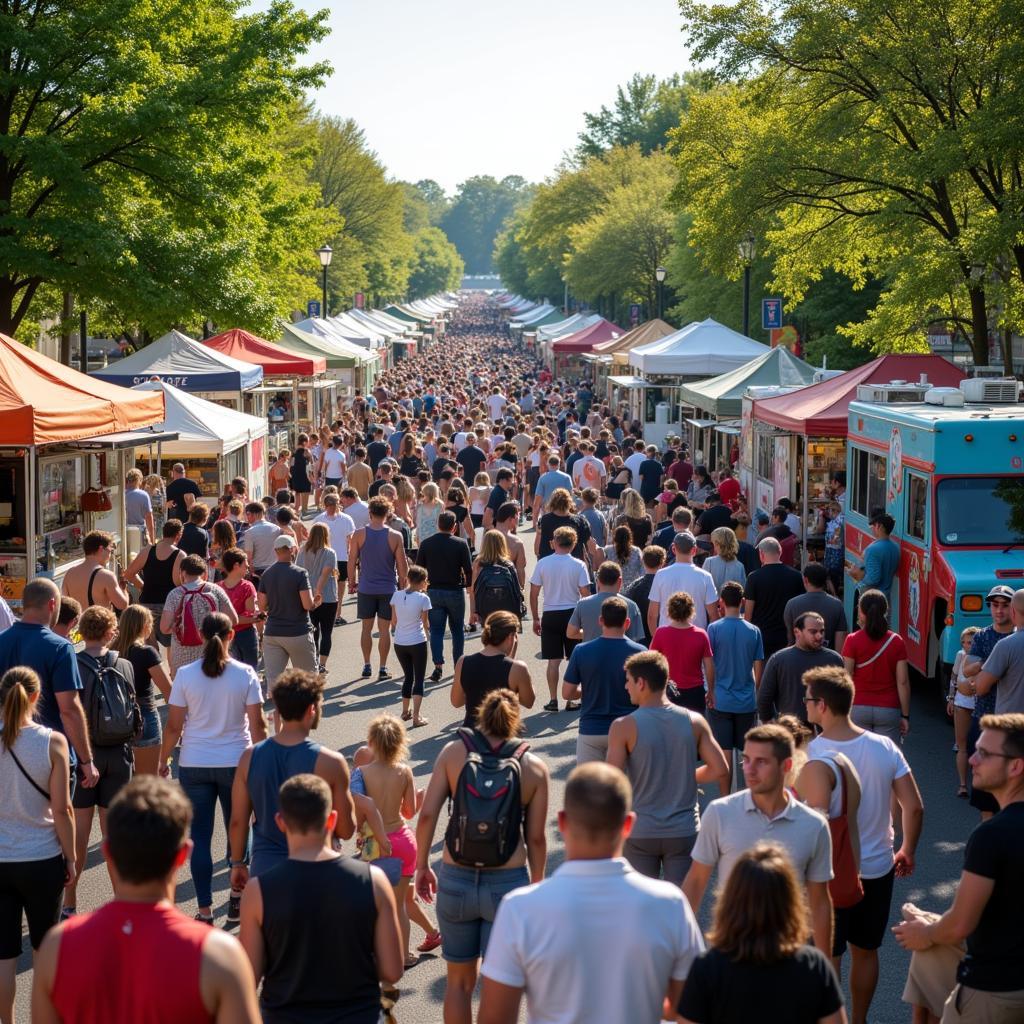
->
[959, 378, 1021, 404]
[855, 382, 931, 404]
[924, 387, 966, 407]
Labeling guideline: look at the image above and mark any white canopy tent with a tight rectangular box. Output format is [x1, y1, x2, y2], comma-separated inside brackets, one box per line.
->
[510, 303, 556, 328]
[537, 313, 602, 342]
[629, 318, 770, 376]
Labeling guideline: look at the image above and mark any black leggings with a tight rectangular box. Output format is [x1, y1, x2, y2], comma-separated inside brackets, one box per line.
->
[395, 642, 428, 698]
[310, 601, 338, 660]
[0, 853, 66, 958]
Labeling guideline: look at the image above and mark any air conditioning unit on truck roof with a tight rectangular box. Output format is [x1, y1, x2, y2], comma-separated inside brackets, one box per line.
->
[959, 377, 1021, 404]
[855, 382, 931, 404]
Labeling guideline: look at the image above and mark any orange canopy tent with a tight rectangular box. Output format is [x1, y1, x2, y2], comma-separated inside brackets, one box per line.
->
[0, 332, 165, 446]
[203, 328, 327, 377]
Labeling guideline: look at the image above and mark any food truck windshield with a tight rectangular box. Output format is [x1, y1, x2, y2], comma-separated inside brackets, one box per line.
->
[936, 476, 1024, 547]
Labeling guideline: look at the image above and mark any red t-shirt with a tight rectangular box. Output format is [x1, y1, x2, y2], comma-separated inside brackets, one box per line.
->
[52, 901, 212, 1024]
[222, 578, 257, 632]
[842, 629, 908, 708]
[718, 477, 741, 509]
[651, 624, 712, 689]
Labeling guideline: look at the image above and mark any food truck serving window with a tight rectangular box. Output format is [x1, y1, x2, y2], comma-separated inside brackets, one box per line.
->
[906, 473, 928, 541]
[850, 448, 887, 518]
[936, 477, 1024, 546]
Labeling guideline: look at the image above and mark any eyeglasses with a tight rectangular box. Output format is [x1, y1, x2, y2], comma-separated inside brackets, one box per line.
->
[802, 696, 822, 704]
[973, 746, 1016, 761]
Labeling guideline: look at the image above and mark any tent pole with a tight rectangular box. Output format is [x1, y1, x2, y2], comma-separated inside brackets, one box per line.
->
[801, 436, 809, 567]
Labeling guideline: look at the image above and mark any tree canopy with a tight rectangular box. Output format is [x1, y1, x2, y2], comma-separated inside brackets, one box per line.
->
[441, 176, 533, 275]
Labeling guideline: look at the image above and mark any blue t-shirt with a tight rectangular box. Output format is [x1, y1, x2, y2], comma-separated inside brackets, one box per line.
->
[707, 616, 764, 713]
[969, 626, 1013, 718]
[0, 622, 83, 761]
[564, 636, 645, 736]
[861, 537, 900, 597]
[534, 470, 573, 506]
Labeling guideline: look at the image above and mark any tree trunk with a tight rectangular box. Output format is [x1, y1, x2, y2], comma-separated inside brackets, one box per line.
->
[59, 292, 74, 365]
[968, 285, 989, 365]
[1001, 326, 1014, 375]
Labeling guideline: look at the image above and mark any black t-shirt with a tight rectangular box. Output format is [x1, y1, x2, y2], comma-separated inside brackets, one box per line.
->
[744, 563, 805, 654]
[958, 801, 1024, 991]
[165, 477, 201, 523]
[178, 522, 209, 560]
[678, 946, 843, 1024]
[367, 478, 389, 498]
[457, 445, 487, 480]
[432, 457, 457, 482]
[486, 484, 511, 516]
[637, 458, 664, 501]
[696, 503, 735, 535]
[366, 440, 388, 472]
[125, 643, 162, 714]
[538, 512, 591, 562]
[416, 533, 473, 590]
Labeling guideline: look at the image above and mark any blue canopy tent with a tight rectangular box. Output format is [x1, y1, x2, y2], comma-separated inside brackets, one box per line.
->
[92, 330, 263, 397]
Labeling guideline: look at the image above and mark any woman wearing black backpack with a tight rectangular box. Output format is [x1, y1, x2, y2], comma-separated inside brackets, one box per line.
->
[414, 690, 548, 1024]
[468, 531, 524, 629]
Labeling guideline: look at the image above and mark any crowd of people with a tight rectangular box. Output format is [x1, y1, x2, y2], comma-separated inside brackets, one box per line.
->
[0, 294, 1019, 1024]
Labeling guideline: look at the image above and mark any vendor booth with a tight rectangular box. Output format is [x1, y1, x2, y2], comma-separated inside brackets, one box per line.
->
[550, 319, 623, 377]
[678, 347, 816, 470]
[92, 329, 263, 409]
[0, 332, 171, 601]
[276, 322, 377, 398]
[744, 354, 965, 549]
[132, 381, 269, 513]
[587, 318, 676, 396]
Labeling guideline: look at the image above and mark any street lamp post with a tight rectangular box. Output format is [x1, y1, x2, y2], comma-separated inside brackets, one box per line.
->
[738, 232, 756, 337]
[316, 244, 333, 317]
[655, 265, 666, 321]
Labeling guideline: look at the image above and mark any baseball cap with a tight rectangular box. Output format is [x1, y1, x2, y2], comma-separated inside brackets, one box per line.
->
[673, 531, 696, 552]
[274, 534, 297, 551]
[986, 585, 1015, 603]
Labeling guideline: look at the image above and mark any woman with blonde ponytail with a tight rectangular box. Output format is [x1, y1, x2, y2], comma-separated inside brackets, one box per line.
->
[0, 667, 74, 1019]
[158, 612, 267, 926]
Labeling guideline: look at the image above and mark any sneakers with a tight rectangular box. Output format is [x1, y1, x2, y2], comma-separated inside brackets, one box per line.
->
[194, 912, 214, 926]
[543, 699, 559, 712]
[59, 907, 75, 922]
[430, 665, 444, 683]
[565, 700, 581, 711]
[226, 891, 242, 926]
[417, 930, 442, 953]
[378, 667, 391, 680]
[361, 664, 372, 678]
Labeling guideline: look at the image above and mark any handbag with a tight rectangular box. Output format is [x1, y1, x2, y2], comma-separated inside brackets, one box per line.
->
[827, 759, 864, 909]
[81, 487, 113, 513]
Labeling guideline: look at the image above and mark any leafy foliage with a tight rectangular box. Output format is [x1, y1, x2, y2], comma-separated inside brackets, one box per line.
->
[441, 176, 533, 275]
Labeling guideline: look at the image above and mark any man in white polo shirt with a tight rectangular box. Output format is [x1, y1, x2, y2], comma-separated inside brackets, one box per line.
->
[682, 723, 834, 955]
[478, 762, 703, 1024]
[646, 531, 719, 636]
[529, 526, 590, 713]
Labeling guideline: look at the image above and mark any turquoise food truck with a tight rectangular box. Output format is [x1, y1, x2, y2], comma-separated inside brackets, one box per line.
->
[844, 378, 1024, 689]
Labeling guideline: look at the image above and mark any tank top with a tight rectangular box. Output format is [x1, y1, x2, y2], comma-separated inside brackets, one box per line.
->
[459, 652, 514, 727]
[628, 704, 699, 839]
[0, 723, 60, 861]
[139, 544, 180, 604]
[814, 755, 844, 819]
[258, 857, 379, 1024]
[358, 525, 397, 595]
[248, 737, 321, 875]
[52, 901, 211, 1024]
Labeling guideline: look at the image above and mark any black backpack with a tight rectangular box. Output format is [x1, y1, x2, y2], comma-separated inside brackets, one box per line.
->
[445, 728, 529, 868]
[77, 651, 142, 748]
[473, 561, 524, 621]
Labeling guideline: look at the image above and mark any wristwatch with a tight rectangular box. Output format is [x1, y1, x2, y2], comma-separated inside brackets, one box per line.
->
[230, 860, 248, 868]
[901, 714, 910, 721]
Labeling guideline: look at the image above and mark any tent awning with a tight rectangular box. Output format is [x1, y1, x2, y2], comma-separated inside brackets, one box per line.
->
[70, 429, 180, 449]
[714, 421, 742, 436]
[630, 318, 769, 376]
[686, 417, 719, 430]
[608, 375, 648, 389]
[203, 328, 326, 377]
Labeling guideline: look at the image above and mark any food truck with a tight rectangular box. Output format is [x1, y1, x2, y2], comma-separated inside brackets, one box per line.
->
[844, 377, 1024, 688]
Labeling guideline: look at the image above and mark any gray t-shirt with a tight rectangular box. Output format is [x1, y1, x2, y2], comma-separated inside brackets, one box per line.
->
[757, 645, 844, 722]
[784, 591, 849, 650]
[982, 629, 1024, 713]
[568, 592, 646, 644]
[297, 547, 339, 604]
[124, 487, 152, 529]
[258, 562, 312, 636]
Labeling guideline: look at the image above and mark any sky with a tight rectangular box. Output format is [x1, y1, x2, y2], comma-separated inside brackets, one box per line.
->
[273, 0, 692, 193]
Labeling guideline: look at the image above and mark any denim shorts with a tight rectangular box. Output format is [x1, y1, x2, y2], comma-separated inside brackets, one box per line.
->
[133, 706, 162, 748]
[436, 862, 529, 963]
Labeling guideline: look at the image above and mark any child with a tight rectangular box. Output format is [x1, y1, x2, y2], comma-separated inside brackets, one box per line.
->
[948, 626, 980, 797]
[360, 716, 427, 965]
[390, 566, 431, 727]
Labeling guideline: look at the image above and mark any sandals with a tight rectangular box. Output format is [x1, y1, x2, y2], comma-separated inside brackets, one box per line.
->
[957, 785, 969, 799]
[412, 718, 429, 728]
[400, 709, 412, 721]
[543, 700, 559, 712]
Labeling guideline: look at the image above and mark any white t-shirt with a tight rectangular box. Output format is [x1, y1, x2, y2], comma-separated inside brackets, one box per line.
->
[624, 451, 646, 482]
[313, 510, 356, 560]
[170, 658, 263, 768]
[486, 394, 507, 420]
[648, 563, 719, 628]
[345, 500, 370, 531]
[572, 455, 607, 490]
[529, 553, 590, 611]
[807, 730, 910, 878]
[453, 431, 469, 452]
[390, 589, 431, 646]
[321, 447, 347, 479]
[482, 858, 703, 1024]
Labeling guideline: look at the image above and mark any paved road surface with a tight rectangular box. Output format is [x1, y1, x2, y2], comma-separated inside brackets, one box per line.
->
[16, 532, 972, 1022]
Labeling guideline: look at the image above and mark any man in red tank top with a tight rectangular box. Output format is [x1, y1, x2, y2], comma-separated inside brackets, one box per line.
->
[32, 776, 259, 1023]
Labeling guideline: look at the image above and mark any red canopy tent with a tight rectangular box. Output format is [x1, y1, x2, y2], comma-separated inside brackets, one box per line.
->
[551, 318, 624, 352]
[202, 328, 326, 376]
[752, 354, 964, 435]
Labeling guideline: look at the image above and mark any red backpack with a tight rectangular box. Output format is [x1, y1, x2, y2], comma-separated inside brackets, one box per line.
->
[173, 585, 217, 647]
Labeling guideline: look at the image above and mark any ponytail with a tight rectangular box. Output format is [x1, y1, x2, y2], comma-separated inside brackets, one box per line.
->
[481, 611, 519, 648]
[475, 688, 523, 739]
[0, 667, 40, 750]
[858, 589, 889, 641]
[200, 612, 233, 678]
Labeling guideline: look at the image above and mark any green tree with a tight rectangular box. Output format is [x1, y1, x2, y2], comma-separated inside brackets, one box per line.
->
[413, 180, 449, 225]
[441, 176, 533, 275]
[407, 227, 464, 299]
[0, 0, 329, 339]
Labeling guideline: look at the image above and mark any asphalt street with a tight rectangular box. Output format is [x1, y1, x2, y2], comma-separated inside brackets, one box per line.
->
[15, 532, 975, 1023]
